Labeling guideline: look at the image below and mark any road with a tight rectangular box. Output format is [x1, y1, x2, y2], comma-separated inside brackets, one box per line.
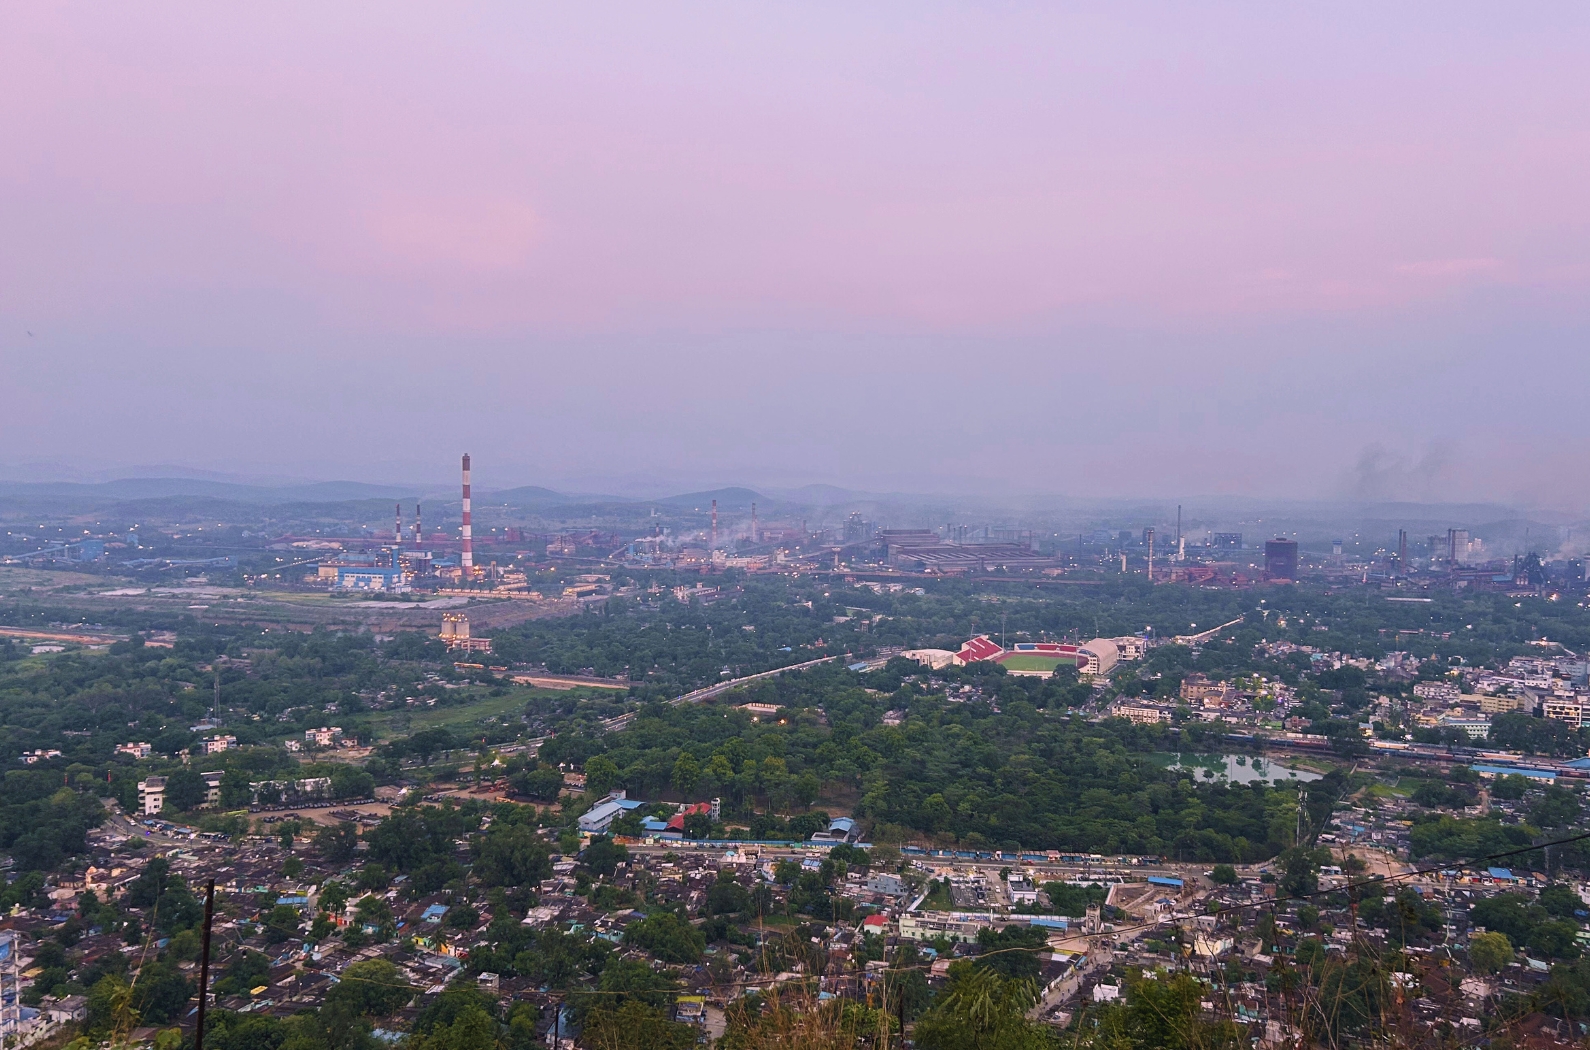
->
[597, 655, 841, 733]
[0, 625, 125, 645]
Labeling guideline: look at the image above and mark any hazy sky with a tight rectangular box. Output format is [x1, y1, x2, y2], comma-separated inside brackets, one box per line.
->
[3, 4, 1588, 503]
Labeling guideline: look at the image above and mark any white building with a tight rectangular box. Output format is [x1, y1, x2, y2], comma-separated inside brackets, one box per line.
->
[202, 735, 237, 754]
[305, 726, 343, 748]
[1115, 703, 1172, 725]
[117, 742, 152, 759]
[899, 649, 959, 670]
[202, 770, 225, 807]
[137, 776, 167, 815]
[1438, 716, 1491, 740]
[1544, 699, 1584, 729]
[579, 799, 625, 835]
[1112, 636, 1148, 661]
[1078, 639, 1121, 677]
[1413, 681, 1461, 703]
[898, 912, 992, 943]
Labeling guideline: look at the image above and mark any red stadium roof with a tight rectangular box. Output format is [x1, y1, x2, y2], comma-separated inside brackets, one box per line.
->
[956, 635, 1005, 663]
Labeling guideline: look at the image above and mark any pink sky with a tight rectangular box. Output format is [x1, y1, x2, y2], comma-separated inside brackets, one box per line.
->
[3, 3, 1589, 499]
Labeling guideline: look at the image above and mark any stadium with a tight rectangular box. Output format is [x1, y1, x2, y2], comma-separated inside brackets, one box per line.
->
[999, 644, 1084, 674]
[952, 636, 1125, 678]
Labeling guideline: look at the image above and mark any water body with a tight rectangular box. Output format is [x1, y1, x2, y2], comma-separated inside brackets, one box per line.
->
[1153, 752, 1324, 785]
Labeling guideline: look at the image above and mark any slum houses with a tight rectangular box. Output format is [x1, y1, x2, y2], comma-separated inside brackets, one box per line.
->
[2, 800, 1588, 1048]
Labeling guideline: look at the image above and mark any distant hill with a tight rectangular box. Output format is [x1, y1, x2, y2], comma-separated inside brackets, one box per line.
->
[0, 477, 421, 503]
[765, 484, 867, 505]
[650, 487, 766, 510]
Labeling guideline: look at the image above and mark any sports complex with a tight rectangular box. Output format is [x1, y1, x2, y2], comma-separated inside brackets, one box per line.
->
[951, 636, 1126, 678]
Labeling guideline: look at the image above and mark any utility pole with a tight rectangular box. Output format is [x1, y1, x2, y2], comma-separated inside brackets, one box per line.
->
[194, 879, 215, 1050]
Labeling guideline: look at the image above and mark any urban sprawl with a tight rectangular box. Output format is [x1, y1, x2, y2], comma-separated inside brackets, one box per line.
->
[2, 463, 1590, 1049]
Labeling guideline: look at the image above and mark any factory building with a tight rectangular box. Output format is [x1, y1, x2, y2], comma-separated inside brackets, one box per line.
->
[440, 613, 492, 654]
[1264, 538, 1299, 580]
[336, 564, 407, 591]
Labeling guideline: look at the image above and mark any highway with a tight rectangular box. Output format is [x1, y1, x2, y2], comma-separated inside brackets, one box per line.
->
[597, 655, 841, 733]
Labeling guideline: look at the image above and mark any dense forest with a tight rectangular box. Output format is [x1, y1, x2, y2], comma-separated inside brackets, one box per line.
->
[0, 570, 1582, 879]
[538, 660, 1335, 860]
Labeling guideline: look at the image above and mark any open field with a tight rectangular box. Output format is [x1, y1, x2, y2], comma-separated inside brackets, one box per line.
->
[0, 566, 131, 592]
[0, 580, 578, 632]
[364, 685, 625, 740]
[998, 654, 1070, 673]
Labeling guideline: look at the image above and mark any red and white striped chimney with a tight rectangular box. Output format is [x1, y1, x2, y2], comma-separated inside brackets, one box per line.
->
[460, 454, 473, 574]
[395, 503, 403, 544]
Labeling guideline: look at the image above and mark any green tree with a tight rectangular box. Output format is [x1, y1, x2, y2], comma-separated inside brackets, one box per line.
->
[583, 957, 679, 1014]
[408, 727, 455, 766]
[265, 905, 301, 943]
[671, 752, 701, 797]
[130, 961, 193, 1025]
[622, 911, 705, 964]
[1278, 847, 1328, 897]
[219, 769, 252, 808]
[1122, 969, 1241, 1050]
[582, 836, 629, 878]
[1469, 931, 1513, 974]
[164, 768, 206, 812]
[324, 959, 412, 1017]
[319, 879, 351, 915]
[365, 810, 437, 872]
[513, 766, 564, 802]
[580, 1001, 697, 1050]
[86, 975, 136, 1037]
[318, 822, 360, 863]
[1532, 786, 1582, 828]
[1491, 774, 1531, 801]
[331, 765, 376, 799]
[472, 824, 552, 888]
[353, 895, 396, 940]
[912, 963, 1051, 1050]
[409, 1005, 499, 1050]
[585, 756, 621, 796]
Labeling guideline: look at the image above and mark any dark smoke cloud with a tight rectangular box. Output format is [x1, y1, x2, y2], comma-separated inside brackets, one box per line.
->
[1342, 442, 1456, 502]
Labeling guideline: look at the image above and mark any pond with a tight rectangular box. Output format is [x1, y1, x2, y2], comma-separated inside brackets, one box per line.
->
[1153, 752, 1325, 785]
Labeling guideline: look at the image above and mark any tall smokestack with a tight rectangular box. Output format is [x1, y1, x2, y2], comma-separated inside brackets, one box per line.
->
[711, 500, 718, 549]
[395, 504, 403, 544]
[1398, 529, 1407, 573]
[751, 503, 759, 544]
[461, 454, 473, 574]
[413, 504, 422, 547]
[1146, 527, 1155, 582]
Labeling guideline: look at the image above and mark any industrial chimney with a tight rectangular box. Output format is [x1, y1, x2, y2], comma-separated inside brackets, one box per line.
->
[711, 499, 718, 549]
[395, 503, 403, 544]
[461, 454, 474, 575]
[413, 504, 422, 547]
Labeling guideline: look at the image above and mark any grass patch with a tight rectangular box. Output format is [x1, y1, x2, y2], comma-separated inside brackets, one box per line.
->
[0, 567, 128, 591]
[365, 686, 623, 740]
[921, 881, 955, 911]
[998, 654, 1072, 673]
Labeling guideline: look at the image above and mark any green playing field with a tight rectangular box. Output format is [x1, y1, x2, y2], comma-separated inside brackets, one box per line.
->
[997, 654, 1075, 672]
